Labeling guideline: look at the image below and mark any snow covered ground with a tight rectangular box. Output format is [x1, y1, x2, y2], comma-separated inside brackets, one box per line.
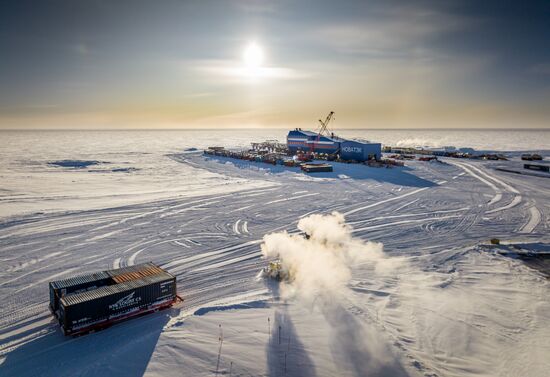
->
[0, 130, 549, 377]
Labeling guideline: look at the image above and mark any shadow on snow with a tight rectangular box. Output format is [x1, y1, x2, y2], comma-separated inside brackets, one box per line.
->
[200, 155, 437, 188]
[1, 308, 173, 377]
[194, 300, 269, 316]
[323, 302, 410, 377]
[265, 280, 317, 377]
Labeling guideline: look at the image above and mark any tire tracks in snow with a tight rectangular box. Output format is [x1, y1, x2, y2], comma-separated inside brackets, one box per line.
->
[233, 219, 241, 235]
[520, 205, 542, 233]
[232, 219, 250, 235]
[343, 187, 430, 217]
[447, 160, 503, 206]
[448, 160, 522, 214]
[352, 215, 462, 233]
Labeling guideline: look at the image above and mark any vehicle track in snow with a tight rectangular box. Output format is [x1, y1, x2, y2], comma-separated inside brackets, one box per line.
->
[448, 159, 522, 215]
[520, 205, 542, 234]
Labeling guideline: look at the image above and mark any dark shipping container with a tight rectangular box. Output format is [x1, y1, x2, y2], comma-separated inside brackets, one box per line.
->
[49, 263, 178, 335]
[49, 272, 112, 313]
[49, 262, 163, 314]
[524, 163, 549, 172]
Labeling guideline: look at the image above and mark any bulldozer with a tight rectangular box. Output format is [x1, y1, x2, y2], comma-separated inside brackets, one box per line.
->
[261, 260, 291, 281]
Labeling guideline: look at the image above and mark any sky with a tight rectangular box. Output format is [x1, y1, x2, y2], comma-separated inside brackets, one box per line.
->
[0, 0, 549, 129]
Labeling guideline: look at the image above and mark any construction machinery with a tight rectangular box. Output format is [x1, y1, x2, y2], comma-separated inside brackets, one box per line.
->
[310, 111, 335, 156]
[261, 260, 291, 282]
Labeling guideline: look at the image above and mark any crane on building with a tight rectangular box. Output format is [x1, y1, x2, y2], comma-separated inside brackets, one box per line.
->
[318, 111, 335, 136]
[311, 111, 335, 154]
[295, 111, 336, 162]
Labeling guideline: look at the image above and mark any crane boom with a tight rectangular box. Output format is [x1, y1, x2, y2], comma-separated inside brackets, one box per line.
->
[311, 111, 335, 154]
[318, 111, 335, 137]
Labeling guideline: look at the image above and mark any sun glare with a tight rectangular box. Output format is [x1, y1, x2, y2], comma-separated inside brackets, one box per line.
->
[243, 42, 264, 71]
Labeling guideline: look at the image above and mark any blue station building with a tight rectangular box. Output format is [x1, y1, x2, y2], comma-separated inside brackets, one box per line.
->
[287, 129, 344, 155]
[286, 129, 381, 161]
[340, 140, 382, 161]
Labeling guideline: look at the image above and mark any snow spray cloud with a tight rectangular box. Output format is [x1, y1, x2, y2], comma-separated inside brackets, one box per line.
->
[261, 211, 397, 303]
[262, 212, 408, 375]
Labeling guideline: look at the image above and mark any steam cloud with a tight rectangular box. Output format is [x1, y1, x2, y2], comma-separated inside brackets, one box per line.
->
[261, 211, 395, 303]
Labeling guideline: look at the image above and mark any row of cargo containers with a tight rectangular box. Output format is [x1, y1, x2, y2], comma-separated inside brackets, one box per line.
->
[205, 148, 403, 170]
[49, 263, 178, 335]
[59, 274, 176, 335]
[206, 148, 368, 166]
[385, 147, 509, 161]
[521, 154, 543, 161]
[204, 149, 296, 166]
[49, 262, 164, 314]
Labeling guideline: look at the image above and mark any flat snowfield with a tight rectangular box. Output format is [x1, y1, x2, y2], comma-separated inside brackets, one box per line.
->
[1, 151, 549, 377]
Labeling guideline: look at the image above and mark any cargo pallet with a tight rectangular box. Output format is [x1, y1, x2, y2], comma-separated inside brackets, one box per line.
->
[300, 163, 333, 173]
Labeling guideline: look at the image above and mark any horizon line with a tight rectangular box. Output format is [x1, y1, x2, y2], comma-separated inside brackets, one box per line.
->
[1, 127, 549, 132]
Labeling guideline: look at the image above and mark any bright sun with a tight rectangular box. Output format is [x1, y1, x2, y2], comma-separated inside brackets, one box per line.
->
[243, 42, 264, 70]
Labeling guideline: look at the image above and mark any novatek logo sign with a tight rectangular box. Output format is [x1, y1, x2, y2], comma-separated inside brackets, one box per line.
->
[109, 291, 142, 311]
[342, 146, 362, 153]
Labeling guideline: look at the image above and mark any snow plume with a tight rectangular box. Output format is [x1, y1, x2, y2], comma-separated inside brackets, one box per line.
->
[261, 212, 408, 375]
[261, 211, 393, 303]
